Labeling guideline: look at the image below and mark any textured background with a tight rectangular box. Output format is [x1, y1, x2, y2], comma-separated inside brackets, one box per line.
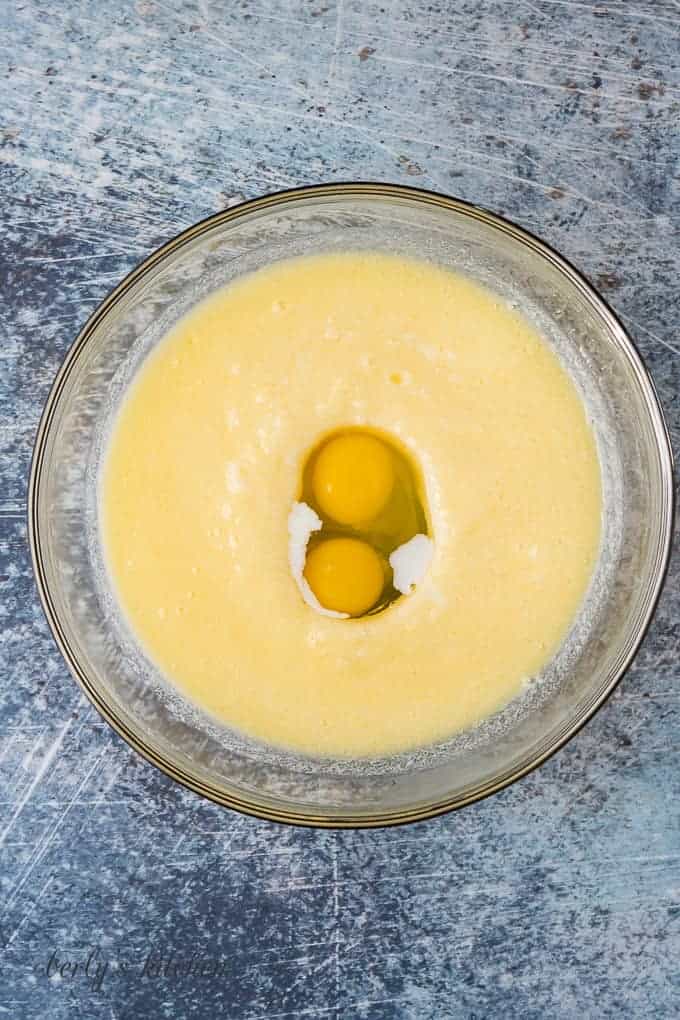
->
[2, 2, 679, 1017]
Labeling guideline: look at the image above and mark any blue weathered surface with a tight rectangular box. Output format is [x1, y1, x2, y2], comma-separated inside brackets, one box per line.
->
[1, 2, 679, 1017]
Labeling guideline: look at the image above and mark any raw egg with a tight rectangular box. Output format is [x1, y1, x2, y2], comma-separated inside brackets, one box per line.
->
[312, 432, 395, 525]
[289, 427, 434, 618]
[304, 537, 385, 616]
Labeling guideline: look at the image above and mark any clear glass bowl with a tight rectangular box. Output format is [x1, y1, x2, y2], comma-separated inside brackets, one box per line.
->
[29, 183, 674, 827]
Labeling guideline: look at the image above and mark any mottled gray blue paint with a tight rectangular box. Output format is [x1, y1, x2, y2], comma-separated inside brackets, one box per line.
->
[1, 2, 679, 1018]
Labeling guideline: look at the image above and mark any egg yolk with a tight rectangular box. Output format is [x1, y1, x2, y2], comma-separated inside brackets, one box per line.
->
[304, 537, 385, 616]
[312, 433, 395, 526]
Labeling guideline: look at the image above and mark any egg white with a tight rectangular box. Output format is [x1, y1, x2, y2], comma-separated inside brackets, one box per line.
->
[389, 533, 434, 595]
[287, 502, 349, 619]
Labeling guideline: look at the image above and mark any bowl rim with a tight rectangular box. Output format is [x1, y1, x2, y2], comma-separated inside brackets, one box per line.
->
[28, 181, 676, 828]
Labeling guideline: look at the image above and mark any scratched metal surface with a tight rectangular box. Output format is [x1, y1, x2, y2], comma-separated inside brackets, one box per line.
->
[1, 1, 679, 1017]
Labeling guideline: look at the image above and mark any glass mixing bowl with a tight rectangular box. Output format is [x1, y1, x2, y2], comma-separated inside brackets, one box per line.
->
[29, 183, 674, 827]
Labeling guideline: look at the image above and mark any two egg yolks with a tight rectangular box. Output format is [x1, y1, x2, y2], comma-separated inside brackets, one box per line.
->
[303, 433, 396, 616]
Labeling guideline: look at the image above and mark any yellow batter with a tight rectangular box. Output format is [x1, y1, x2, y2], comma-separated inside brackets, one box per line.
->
[101, 252, 602, 757]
